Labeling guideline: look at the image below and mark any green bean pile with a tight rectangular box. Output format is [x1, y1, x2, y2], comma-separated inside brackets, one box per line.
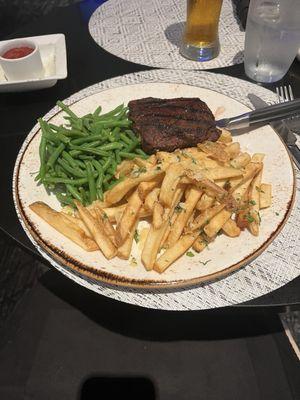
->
[36, 101, 148, 206]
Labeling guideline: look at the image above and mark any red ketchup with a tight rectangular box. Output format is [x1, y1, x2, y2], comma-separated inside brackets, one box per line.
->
[2, 46, 34, 59]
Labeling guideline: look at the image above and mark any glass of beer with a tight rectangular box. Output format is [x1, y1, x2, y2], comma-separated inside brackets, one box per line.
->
[180, 0, 223, 61]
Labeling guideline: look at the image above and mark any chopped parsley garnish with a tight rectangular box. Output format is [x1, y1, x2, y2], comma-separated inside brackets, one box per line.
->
[102, 212, 108, 220]
[182, 151, 197, 164]
[199, 259, 211, 266]
[130, 256, 137, 266]
[249, 200, 256, 205]
[275, 212, 279, 216]
[255, 186, 264, 193]
[257, 211, 261, 224]
[186, 251, 195, 257]
[155, 166, 162, 171]
[175, 204, 185, 213]
[134, 229, 140, 243]
[245, 213, 255, 223]
[132, 166, 147, 177]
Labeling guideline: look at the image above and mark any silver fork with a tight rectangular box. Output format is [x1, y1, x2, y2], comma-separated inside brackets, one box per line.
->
[276, 85, 300, 134]
[276, 85, 300, 169]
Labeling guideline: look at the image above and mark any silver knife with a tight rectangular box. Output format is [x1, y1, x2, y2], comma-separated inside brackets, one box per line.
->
[216, 97, 300, 130]
[248, 94, 300, 170]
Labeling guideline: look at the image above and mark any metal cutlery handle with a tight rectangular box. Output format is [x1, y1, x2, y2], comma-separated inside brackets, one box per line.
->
[224, 98, 300, 130]
[250, 98, 300, 125]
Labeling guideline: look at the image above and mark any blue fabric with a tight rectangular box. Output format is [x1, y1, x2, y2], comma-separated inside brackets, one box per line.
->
[78, 0, 107, 22]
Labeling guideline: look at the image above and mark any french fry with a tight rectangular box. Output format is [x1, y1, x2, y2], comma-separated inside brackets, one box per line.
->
[94, 206, 118, 247]
[115, 159, 134, 177]
[196, 193, 214, 211]
[193, 233, 216, 252]
[87, 199, 110, 211]
[230, 152, 251, 169]
[198, 141, 230, 162]
[117, 221, 138, 260]
[232, 176, 254, 202]
[222, 218, 241, 237]
[156, 151, 179, 165]
[141, 221, 169, 270]
[218, 128, 232, 143]
[154, 233, 198, 273]
[144, 187, 160, 212]
[224, 142, 240, 159]
[103, 204, 126, 223]
[62, 212, 93, 238]
[103, 204, 152, 224]
[259, 183, 272, 209]
[141, 186, 184, 270]
[61, 205, 76, 216]
[184, 186, 192, 200]
[159, 163, 184, 207]
[153, 202, 164, 229]
[105, 168, 164, 204]
[116, 189, 143, 245]
[186, 209, 197, 229]
[133, 157, 152, 169]
[203, 209, 232, 238]
[139, 207, 152, 219]
[186, 175, 237, 211]
[236, 189, 250, 230]
[138, 179, 161, 200]
[147, 154, 157, 165]
[188, 203, 225, 232]
[215, 177, 242, 190]
[30, 202, 98, 251]
[197, 157, 222, 169]
[166, 186, 202, 246]
[133, 154, 156, 168]
[74, 200, 116, 259]
[229, 162, 262, 191]
[252, 153, 265, 163]
[248, 164, 263, 236]
[192, 234, 209, 252]
[204, 167, 243, 180]
[160, 212, 178, 248]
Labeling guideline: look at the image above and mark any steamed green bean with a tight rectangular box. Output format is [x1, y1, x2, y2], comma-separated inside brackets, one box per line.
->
[37, 101, 147, 206]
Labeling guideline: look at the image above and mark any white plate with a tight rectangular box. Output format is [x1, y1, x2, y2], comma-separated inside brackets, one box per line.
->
[13, 82, 296, 289]
[0, 34, 67, 92]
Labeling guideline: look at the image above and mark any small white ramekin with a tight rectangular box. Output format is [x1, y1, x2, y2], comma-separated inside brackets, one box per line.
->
[0, 39, 44, 81]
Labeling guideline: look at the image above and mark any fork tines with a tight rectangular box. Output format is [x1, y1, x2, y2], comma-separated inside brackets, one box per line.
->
[276, 85, 294, 103]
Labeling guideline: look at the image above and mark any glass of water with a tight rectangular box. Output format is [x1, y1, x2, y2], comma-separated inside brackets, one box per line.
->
[244, 0, 300, 83]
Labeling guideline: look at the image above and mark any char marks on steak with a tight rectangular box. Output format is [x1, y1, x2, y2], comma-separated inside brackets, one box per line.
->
[128, 97, 221, 154]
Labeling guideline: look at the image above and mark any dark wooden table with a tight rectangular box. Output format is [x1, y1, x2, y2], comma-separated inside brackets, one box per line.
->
[0, 3, 300, 399]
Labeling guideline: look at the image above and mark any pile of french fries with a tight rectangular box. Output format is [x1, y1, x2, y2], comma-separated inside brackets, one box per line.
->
[30, 128, 272, 274]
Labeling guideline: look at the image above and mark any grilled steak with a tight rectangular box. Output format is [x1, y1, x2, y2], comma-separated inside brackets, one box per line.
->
[128, 97, 221, 154]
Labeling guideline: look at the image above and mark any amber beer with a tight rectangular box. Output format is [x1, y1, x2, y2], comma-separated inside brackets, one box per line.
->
[180, 0, 223, 61]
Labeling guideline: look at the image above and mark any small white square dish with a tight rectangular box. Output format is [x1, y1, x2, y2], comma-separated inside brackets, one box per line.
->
[0, 34, 67, 92]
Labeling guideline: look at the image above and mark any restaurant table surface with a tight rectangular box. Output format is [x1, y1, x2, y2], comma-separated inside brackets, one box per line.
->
[0, 3, 299, 308]
[0, 4, 300, 400]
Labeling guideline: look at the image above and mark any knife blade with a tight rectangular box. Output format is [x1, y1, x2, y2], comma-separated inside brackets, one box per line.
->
[248, 94, 300, 170]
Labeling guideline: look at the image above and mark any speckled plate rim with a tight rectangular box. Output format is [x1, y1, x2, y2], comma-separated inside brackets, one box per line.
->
[13, 80, 296, 290]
